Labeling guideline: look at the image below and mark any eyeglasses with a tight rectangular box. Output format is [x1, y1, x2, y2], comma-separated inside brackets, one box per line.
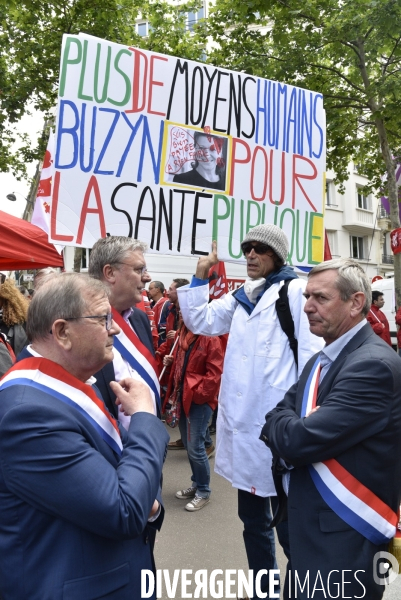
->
[116, 262, 148, 276]
[64, 313, 114, 331]
[241, 242, 272, 256]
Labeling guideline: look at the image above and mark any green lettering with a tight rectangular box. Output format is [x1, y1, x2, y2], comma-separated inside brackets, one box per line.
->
[59, 37, 82, 98]
[78, 40, 93, 101]
[261, 202, 266, 224]
[108, 49, 132, 106]
[228, 198, 244, 259]
[212, 194, 230, 241]
[295, 209, 308, 263]
[279, 208, 295, 265]
[94, 43, 112, 104]
[273, 204, 278, 225]
[246, 200, 261, 233]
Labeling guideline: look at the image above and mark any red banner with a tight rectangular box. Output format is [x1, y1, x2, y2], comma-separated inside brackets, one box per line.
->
[391, 228, 401, 255]
[208, 262, 228, 299]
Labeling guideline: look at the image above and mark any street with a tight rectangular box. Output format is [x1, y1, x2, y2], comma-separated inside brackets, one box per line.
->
[154, 425, 401, 600]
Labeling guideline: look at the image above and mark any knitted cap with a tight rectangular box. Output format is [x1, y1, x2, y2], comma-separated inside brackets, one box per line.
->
[242, 224, 289, 263]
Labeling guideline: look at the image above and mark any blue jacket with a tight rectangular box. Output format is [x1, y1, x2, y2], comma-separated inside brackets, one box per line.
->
[0, 371, 168, 599]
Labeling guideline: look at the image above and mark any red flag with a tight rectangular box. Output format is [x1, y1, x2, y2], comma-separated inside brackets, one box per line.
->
[324, 231, 332, 261]
[31, 130, 63, 254]
[208, 261, 228, 300]
[391, 228, 401, 255]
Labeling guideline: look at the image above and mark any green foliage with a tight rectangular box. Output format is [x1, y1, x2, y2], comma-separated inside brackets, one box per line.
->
[0, 0, 205, 177]
[206, 0, 401, 195]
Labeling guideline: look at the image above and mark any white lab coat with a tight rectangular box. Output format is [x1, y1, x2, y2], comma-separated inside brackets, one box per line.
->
[177, 278, 324, 496]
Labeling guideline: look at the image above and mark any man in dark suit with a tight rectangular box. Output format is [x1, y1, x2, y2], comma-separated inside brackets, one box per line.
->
[0, 273, 168, 600]
[262, 258, 401, 599]
[88, 236, 159, 422]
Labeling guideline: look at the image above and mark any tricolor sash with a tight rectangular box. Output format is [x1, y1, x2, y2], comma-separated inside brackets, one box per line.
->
[112, 310, 161, 407]
[302, 356, 398, 545]
[0, 357, 123, 456]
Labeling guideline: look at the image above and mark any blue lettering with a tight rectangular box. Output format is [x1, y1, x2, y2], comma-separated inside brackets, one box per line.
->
[255, 79, 267, 146]
[93, 108, 120, 175]
[79, 104, 97, 173]
[313, 94, 324, 159]
[55, 100, 79, 169]
[138, 118, 164, 184]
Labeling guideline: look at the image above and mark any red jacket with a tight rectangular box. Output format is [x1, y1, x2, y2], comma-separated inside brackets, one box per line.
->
[395, 307, 401, 349]
[367, 304, 391, 346]
[163, 333, 224, 416]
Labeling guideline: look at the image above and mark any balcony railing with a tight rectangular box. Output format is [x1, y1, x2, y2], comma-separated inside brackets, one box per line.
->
[378, 205, 390, 219]
[382, 254, 394, 264]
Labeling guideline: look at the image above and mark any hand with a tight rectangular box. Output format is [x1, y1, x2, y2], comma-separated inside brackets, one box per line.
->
[149, 499, 160, 519]
[305, 406, 320, 418]
[166, 330, 176, 340]
[110, 378, 155, 416]
[195, 240, 219, 279]
[163, 355, 174, 367]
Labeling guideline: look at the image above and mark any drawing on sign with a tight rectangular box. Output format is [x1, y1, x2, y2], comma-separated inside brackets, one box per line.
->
[162, 124, 229, 192]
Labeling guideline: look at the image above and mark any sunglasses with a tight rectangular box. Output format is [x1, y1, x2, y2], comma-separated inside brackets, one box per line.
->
[241, 242, 272, 256]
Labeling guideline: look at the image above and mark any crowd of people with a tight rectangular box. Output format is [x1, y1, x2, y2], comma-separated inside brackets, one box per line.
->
[0, 225, 400, 600]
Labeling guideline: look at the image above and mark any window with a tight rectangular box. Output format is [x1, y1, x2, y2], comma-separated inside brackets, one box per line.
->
[350, 236, 365, 259]
[326, 231, 337, 256]
[356, 187, 371, 210]
[187, 7, 204, 31]
[137, 22, 148, 37]
[325, 181, 336, 206]
[81, 248, 91, 270]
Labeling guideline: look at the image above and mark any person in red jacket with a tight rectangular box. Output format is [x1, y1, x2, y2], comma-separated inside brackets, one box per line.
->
[162, 325, 223, 512]
[367, 290, 392, 346]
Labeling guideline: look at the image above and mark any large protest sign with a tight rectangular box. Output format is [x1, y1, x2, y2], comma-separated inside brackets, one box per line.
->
[51, 33, 326, 267]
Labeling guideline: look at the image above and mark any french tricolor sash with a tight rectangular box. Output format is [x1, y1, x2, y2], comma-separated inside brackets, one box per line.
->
[302, 356, 398, 545]
[0, 357, 123, 456]
[112, 310, 161, 407]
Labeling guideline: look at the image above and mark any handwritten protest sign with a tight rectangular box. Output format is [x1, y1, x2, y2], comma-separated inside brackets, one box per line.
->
[51, 33, 326, 266]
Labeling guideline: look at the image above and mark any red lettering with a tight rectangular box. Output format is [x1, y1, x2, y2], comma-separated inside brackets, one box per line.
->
[50, 171, 74, 242]
[229, 138, 251, 196]
[126, 48, 148, 113]
[292, 154, 318, 210]
[269, 151, 285, 206]
[250, 146, 268, 201]
[148, 55, 167, 116]
[76, 175, 106, 245]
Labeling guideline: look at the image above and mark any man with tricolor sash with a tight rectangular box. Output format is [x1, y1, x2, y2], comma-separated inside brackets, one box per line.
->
[88, 236, 161, 426]
[262, 258, 401, 599]
[0, 273, 168, 600]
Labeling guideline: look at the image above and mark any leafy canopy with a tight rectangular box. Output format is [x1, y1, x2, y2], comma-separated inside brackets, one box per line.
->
[0, 0, 205, 177]
[205, 0, 401, 194]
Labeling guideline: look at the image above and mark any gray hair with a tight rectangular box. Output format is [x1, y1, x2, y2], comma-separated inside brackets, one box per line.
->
[27, 273, 109, 341]
[34, 267, 58, 292]
[151, 280, 165, 293]
[88, 236, 148, 280]
[309, 258, 371, 316]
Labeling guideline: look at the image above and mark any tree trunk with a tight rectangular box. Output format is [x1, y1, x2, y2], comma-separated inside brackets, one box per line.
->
[374, 116, 401, 309]
[357, 39, 401, 308]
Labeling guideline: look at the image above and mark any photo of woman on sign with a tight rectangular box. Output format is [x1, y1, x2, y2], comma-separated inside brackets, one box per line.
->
[173, 131, 227, 191]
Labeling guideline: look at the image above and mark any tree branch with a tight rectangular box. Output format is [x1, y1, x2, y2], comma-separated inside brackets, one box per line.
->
[382, 33, 401, 74]
[306, 62, 365, 93]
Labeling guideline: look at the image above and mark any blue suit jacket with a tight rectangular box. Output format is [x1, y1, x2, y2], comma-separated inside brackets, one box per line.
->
[0, 371, 169, 600]
[263, 324, 401, 599]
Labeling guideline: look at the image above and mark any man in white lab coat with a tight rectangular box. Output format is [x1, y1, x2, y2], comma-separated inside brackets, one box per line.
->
[177, 224, 323, 599]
